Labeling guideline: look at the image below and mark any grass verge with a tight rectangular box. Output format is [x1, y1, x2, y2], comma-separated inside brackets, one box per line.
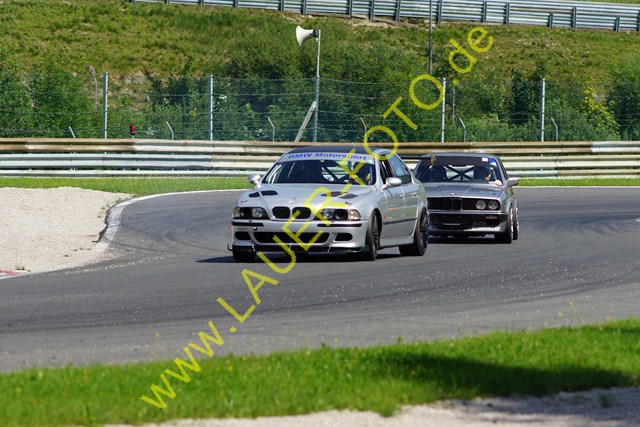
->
[1, 319, 639, 426]
[3, 0, 640, 83]
[1, 177, 640, 195]
[520, 177, 640, 186]
[0, 177, 252, 196]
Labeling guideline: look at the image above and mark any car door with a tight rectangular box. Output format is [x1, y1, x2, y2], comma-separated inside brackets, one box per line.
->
[379, 157, 406, 239]
[388, 154, 418, 236]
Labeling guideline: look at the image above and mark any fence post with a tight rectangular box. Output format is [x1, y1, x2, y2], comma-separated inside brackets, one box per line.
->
[437, 0, 443, 25]
[505, 2, 510, 25]
[209, 75, 214, 141]
[102, 72, 108, 139]
[441, 77, 446, 143]
[459, 117, 466, 142]
[166, 122, 175, 140]
[540, 78, 545, 142]
[451, 83, 456, 125]
[395, 0, 402, 21]
[267, 116, 275, 141]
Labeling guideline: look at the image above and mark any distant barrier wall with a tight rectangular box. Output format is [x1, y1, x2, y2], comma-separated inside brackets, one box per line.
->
[128, 0, 640, 32]
[1, 139, 639, 178]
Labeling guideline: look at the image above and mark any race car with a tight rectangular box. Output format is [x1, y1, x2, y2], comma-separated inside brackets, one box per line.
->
[413, 153, 519, 243]
[230, 145, 429, 261]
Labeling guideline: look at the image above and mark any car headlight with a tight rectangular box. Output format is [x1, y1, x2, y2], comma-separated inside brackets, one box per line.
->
[475, 200, 487, 210]
[251, 207, 268, 218]
[233, 207, 268, 219]
[319, 208, 361, 221]
[487, 200, 500, 210]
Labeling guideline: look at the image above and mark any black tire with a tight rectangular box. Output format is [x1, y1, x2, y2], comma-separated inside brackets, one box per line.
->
[399, 209, 428, 256]
[361, 214, 380, 261]
[495, 209, 514, 244]
[512, 208, 520, 241]
[232, 250, 256, 262]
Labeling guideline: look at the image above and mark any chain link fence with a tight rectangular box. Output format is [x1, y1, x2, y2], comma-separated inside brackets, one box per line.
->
[0, 71, 638, 142]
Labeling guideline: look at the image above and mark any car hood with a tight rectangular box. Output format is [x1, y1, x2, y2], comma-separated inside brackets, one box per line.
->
[237, 183, 376, 209]
[425, 183, 504, 198]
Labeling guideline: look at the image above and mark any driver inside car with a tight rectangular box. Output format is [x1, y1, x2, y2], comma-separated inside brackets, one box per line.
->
[473, 165, 492, 182]
[355, 163, 372, 185]
[300, 160, 326, 183]
[428, 165, 447, 182]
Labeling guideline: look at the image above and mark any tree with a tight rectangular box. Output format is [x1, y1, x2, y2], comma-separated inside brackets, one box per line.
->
[580, 84, 619, 137]
[609, 56, 640, 139]
[507, 63, 546, 127]
[0, 49, 33, 137]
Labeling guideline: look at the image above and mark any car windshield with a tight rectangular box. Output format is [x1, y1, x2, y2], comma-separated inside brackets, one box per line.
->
[414, 155, 503, 184]
[262, 152, 376, 185]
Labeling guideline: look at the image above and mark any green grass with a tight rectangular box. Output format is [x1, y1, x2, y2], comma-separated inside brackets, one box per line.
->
[0, 177, 252, 196]
[1, 319, 639, 426]
[520, 177, 640, 186]
[1, 0, 640, 83]
[1, 177, 639, 195]
[580, 0, 640, 3]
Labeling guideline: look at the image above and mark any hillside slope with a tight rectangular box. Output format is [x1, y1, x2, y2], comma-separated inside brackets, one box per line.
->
[1, 0, 639, 83]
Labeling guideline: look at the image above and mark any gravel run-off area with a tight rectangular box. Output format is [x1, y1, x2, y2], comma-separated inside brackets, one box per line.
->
[2, 187, 638, 427]
[0, 187, 129, 275]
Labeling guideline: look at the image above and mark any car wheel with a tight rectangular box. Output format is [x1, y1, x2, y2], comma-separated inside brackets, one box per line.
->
[512, 208, 520, 241]
[399, 209, 428, 256]
[232, 249, 256, 262]
[495, 208, 513, 244]
[361, 214, 380, 261]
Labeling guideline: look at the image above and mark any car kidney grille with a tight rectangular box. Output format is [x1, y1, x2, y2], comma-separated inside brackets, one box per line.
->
[429, 197, 478, 211]
[272, 206, 312, 219]
[272, 206, 290, 218]
[443, 197, 463, 211]
[292, 207, 312, 219]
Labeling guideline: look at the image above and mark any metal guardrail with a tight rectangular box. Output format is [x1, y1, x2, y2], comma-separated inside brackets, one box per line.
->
[1, 139, 639, 178]
[127, 0, 640, 32]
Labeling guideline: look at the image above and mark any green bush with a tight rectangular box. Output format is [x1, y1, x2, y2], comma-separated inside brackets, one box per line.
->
[609, 55, 640, 139]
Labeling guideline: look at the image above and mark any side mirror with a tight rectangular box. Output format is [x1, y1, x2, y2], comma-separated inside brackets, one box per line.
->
[248, 174, 261, 186]
[507, 178, 519, 187]
[384, 177, 402, 189]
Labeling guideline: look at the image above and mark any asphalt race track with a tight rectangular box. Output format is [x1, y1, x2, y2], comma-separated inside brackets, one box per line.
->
[1, 188, 639, 372]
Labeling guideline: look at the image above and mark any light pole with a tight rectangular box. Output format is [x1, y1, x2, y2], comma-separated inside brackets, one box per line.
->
[296, 26, 321, 142]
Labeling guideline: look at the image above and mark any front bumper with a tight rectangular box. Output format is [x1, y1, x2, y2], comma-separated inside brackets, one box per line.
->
[231, 219, 368, 253]
[429, 211, 509, 236]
